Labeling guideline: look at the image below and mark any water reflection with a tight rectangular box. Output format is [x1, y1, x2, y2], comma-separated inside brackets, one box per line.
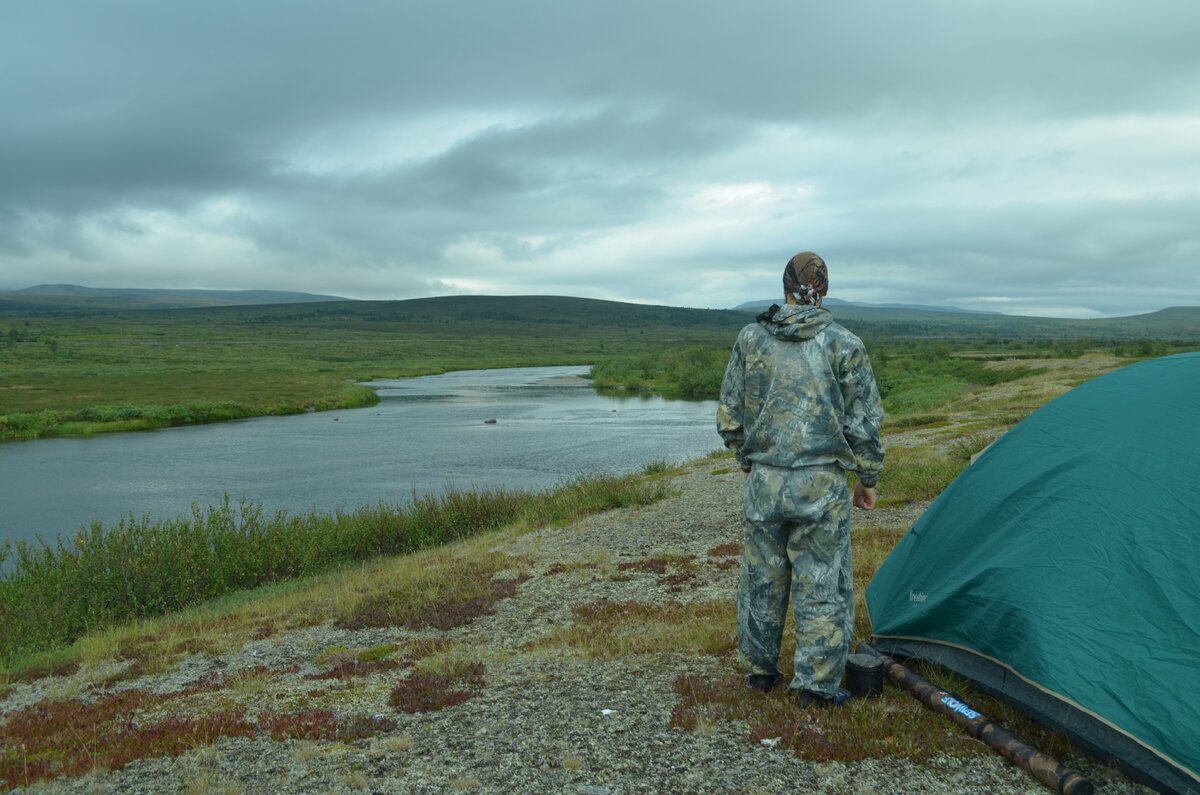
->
[1, 366, 720, 548]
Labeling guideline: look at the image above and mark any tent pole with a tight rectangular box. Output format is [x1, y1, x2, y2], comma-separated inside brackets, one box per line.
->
[858, 643, 1093, 795]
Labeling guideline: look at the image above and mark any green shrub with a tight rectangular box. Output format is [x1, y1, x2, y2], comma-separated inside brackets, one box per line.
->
[0, 473, 667, 665]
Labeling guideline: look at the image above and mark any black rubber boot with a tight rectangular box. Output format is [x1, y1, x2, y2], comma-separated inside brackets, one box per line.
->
[795, 687, 852, 708]
[745, 673, 781, 693]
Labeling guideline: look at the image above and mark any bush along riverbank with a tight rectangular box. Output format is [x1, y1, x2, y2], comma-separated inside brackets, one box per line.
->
[0, 470, 669, 667]
[0, 384, 380, 442]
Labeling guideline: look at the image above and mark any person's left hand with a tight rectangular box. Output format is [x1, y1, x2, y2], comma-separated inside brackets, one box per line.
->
[853, 483, 876, 510]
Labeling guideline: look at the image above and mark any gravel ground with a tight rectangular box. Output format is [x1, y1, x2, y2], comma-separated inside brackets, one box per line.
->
[2, 461, 1151, 795]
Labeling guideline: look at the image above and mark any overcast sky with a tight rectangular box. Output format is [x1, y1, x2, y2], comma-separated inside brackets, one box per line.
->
[3, 1, 1199, 317]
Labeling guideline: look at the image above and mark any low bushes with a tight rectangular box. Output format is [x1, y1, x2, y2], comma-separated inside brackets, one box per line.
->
[0, 389, 380, 441]
[0, 473, 667, 665]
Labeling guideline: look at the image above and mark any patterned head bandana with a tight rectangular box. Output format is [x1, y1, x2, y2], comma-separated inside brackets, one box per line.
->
[783, 251, 828, 305]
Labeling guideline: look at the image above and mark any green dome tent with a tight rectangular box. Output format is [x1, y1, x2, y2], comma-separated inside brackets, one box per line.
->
[866, 352, 1200, 795]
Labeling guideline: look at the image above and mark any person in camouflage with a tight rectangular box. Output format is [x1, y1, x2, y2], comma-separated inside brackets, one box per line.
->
[717, 251, 884, 707]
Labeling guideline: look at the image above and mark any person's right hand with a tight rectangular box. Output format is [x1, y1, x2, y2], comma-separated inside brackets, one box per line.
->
[853, 483, 876, 510]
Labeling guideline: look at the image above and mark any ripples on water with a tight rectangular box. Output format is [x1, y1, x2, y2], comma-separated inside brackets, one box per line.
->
[1, 366, 721, 548]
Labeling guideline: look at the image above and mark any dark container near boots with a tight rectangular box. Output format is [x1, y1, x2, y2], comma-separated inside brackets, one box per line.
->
[846, 653, 885, 698]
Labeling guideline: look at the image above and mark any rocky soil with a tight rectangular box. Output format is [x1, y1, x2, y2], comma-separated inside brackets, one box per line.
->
[2, 460, 1150, 795]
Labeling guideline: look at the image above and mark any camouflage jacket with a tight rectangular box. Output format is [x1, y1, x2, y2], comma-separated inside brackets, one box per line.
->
[716, 304, 884, 486]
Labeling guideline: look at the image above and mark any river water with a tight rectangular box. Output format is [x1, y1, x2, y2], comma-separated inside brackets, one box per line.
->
[0, 366, 721, 549]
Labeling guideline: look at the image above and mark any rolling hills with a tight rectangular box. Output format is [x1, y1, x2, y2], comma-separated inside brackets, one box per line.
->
[4, 289, 1197, 341]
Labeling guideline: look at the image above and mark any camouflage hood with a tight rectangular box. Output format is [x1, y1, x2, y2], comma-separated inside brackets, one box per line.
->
[757, 303, 833, 341]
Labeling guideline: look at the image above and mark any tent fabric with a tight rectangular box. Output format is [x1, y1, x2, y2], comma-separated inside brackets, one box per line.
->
[866, 352, 1200, 795]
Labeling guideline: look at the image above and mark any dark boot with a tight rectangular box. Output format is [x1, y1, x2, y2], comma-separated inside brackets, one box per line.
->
[745, 673, 781, 693]
[795, 687, 852, 708]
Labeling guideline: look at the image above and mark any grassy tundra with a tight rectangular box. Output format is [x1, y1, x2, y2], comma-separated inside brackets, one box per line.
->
[1, 295, 1195, 663]
[1, 296, 1196, 789]
[0, 349, 1152, 791]
[3, 295, 1197, 440]
[0, 296, 749, 441]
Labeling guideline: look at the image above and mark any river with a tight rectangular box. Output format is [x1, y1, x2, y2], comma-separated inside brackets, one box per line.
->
[0, 366, 721, 550]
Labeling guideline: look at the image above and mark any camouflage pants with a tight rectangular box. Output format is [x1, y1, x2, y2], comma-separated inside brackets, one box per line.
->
[737, 463, 854, 696]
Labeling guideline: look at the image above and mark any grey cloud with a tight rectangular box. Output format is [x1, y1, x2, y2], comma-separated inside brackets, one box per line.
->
[2, 0, 1199, 315]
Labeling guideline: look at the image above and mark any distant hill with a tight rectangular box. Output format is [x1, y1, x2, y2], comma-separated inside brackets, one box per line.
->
[0, 285, 348, 312]
[732, 297, 1003, 315]
[170, 295, 1200, 343]
[3, 290, 1197, 342]
[191, 294, 756, 330]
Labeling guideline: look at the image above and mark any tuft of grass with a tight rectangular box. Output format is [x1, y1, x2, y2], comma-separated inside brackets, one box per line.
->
[641, 459, 670, 476]
[883, 413, 949, 430]
[313, 645, 354, 667]
[304, 643, 401, 681]
[884, 380, 966, 415]
[385, 735, 414, 752]
[356, 644, 395, 663]
[948, 432, 994, 462]
[340, 771, 370, 790]
[227, 666, 275, 697]
[448, 773, 482, 791]
[874, 446, 967, 503]
[335, 556, 529, 631]
[2, 656, 81, 684]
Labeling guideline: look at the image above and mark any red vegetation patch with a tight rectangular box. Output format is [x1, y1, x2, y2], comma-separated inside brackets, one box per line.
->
[617, 558, 670, 575]
[0, 690, 254, 789]
[259, 710, 396, 741]
[0, 676, 398, 791]
[706, 543, 741, 558]
[662, 571, 701, 592]
[571, 599, 669, 623]
[670, 673, 989, 764]
[388, 663, 486, 714]
[6, 659, 81, 683]
[614, 555, 704, 592]
[304, 658, 400, 681]
[251, 624, 277, 640]
[545, 562, 596, 576]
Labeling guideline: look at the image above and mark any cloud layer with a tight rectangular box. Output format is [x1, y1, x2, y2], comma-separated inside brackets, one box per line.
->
[3, 1, 1199, 316]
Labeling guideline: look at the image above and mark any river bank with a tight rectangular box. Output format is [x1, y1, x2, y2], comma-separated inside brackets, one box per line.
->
[0, 366, 718, 551]
[0, 457, 1147, 794]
